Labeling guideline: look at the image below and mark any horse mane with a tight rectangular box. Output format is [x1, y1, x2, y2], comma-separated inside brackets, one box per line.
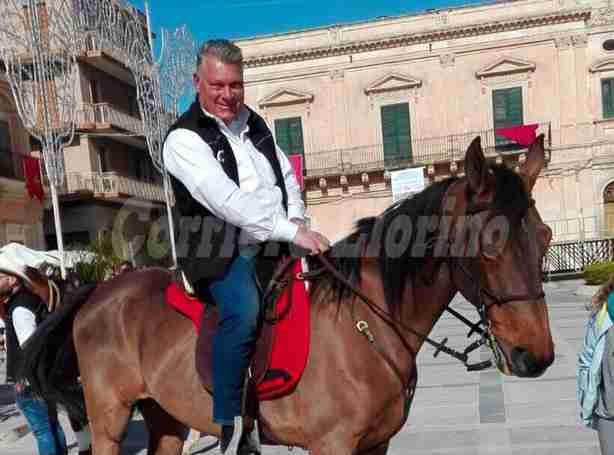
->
[322, 163, 531, 310]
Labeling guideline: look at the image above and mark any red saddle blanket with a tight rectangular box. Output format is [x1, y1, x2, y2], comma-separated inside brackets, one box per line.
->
[165, 261, 310, 401]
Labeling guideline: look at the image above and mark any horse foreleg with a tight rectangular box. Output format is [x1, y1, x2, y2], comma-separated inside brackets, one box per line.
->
[138, 399, 189, 455]
[87, 403, 131, 455]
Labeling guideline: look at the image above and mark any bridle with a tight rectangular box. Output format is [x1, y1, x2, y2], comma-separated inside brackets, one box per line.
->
[303, 180, 546, 391]
[445, 196, 545, 370]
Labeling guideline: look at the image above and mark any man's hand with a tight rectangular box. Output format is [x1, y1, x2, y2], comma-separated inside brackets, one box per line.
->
[293, 225, 330, 255]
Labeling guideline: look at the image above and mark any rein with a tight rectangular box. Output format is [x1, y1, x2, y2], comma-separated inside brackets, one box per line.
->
[307, 255, 489, 392]
[301, 190, 545, 386]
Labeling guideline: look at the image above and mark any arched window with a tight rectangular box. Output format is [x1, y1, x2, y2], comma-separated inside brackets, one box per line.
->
[604, 181, 614, 235]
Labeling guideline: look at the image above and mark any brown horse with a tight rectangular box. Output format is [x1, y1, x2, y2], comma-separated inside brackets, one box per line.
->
[22, 135, 554, 455]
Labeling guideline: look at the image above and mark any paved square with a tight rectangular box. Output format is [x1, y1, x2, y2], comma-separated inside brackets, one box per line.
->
[0, 279, 601, 454]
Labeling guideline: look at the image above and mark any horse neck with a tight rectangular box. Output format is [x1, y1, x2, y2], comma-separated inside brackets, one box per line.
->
[398, 259, 458, 354]
[356, 257, 457, 360]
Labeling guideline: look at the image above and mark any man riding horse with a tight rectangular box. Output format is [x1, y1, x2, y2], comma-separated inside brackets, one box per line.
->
[162, 39, 330, 454]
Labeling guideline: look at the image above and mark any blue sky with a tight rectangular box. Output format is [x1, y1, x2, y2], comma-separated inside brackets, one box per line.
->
[132, 0, 491, 43]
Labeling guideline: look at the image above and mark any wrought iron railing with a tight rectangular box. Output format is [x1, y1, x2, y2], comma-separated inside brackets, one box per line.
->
[305, 122, 551, 177]
[77, 103, 143, 135]
[546, 216, 601, 243]
[54, 171, 164, 202]
[543, 238, 614, 275]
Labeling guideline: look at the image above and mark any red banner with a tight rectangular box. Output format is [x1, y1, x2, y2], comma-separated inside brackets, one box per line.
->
[288, 154, 304, 191]
[495, 123, 539, 147]
[23, 156, 44, 202]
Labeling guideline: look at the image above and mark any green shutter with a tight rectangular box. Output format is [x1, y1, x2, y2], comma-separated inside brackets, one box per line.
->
[506, 87, 523, 126]
[603, 79, 614, 119]
[381, 103, 411, 166]
[493, 87, 523, 144]
[275, 117, 304, 156]
[274, 119, 290, 154]
[288, 118, 304, 156]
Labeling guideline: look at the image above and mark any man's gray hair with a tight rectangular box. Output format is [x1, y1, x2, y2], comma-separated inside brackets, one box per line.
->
[197, 39, 243, 70]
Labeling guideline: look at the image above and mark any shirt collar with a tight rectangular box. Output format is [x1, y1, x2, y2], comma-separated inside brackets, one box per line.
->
[201, 106, 250, 139]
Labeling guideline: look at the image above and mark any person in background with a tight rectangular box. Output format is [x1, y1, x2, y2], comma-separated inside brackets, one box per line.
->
[0, 254, 91, 455]
[117, 261, 134, 276]
[578, 274, 614, 454]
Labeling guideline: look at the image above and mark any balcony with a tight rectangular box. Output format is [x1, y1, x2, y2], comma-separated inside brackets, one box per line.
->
[305, 122, 552, 178]
[53, 171, 164, 203]
[77, 2, 150, 85]
[77, 103, 145, 148]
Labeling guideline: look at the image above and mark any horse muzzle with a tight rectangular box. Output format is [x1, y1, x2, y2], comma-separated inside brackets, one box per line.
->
[509, 347, 554, 378]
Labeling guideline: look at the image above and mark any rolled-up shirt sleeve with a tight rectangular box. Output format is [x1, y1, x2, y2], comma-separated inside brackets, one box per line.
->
[163, 129, 298, 243]
[276, 145, 305, 222]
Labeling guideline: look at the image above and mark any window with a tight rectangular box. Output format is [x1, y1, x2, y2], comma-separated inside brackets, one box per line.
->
[98, 147, 110, 172]
[493, 87, 523, 145]
[274, 117, 304, 157]
[134, 154, 155, 183]
[381, 103, 412, 166]
[602, 78, 614, 119]
[0, 120, 15, 178]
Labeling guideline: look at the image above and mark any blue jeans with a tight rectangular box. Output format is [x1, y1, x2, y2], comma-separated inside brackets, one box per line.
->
[209, 254, 260, 425]
[15, 386, 67, 455]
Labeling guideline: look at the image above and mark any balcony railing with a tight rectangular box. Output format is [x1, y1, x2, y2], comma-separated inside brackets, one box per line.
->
[55, 171, 164, 202]
[305, 122, 551, 178]
[78, 103, 143, 135]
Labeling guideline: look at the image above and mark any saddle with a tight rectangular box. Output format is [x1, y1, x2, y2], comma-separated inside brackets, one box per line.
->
[165, 258, 310, 401]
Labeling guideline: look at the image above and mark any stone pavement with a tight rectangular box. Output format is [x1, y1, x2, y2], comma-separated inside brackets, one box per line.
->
[0, 279, 601, 454]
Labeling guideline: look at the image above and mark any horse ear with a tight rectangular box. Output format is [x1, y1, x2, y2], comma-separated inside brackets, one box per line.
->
[464, 136, 487, 194]
[520, 134, 546, 192]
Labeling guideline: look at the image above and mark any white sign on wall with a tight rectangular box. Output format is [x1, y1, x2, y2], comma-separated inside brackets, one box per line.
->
[390, 167, 426, 202]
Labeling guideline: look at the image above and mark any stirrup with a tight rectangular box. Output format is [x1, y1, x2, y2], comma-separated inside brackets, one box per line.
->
[187, 433, 219, 455]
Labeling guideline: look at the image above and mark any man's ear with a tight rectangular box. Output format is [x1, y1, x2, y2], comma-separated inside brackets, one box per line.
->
[193, 72, 200, 90]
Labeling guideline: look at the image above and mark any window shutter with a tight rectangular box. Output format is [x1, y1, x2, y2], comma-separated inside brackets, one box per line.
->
[396, 103, 412, 159]
[603, 79, 614, 119]
[275, 117, 304, 156]
[506, 87, 523, 126]
[493, 87, 523, 145]
[274, 118, 290, 154]
[289, 118, 304, 156]
[381, 103, 411, 165]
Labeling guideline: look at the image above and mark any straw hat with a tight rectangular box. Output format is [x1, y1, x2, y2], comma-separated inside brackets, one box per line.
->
[0, 251, 32, 286]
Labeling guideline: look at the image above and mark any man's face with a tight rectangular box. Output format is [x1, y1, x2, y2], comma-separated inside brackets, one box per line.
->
[193, 56, 245, 125]
[0, 273, 17, 299]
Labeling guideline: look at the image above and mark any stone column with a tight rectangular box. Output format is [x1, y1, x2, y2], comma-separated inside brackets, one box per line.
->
[555, 36, 577, 145]
[329, 68, 349, 151]
[572, 34, 590, 144]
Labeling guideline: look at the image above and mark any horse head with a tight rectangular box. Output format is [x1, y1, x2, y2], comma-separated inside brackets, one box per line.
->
[448, 134, 554, 377]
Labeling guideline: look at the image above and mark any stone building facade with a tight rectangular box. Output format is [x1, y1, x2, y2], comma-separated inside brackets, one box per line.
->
[0, 77, 45, 248]
[237, 0, 614, 243]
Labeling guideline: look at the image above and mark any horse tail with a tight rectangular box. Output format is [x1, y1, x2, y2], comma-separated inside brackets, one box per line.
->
[19, 284, 97, 425]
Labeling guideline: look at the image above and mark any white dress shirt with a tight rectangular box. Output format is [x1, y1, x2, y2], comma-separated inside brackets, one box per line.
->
[163, 107, 304, 244]
[12, 306, 36, 347]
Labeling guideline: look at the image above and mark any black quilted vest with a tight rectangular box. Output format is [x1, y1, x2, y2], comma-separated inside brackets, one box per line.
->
[4, 289, 47, 383]
[165, 100, 289, 285]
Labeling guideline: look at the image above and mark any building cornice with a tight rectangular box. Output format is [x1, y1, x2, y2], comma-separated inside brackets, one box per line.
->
[244, 8, 591, 68]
